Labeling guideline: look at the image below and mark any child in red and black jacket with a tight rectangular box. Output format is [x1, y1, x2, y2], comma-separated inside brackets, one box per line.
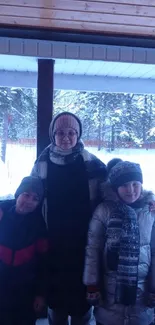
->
[0, 176, 48, 325]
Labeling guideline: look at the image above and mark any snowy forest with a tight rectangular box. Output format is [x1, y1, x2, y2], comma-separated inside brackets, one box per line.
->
[0, 87, 155, 163]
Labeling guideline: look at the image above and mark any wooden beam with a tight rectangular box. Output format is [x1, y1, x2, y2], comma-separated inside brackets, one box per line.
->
[1, 70, 155, 95]
[0, 15, 155, 37]
[37, 59, 54, 157]
[0, 26, 155, 49]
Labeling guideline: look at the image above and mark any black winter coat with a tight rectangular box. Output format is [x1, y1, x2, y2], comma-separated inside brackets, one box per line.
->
[46, 156, 102, 315]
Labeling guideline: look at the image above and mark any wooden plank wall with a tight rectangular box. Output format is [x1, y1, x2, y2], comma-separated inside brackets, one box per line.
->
[0, 0, 155, 37]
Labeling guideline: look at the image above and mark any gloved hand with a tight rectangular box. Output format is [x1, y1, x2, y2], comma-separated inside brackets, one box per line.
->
[86, 286, 101, 306]
[33, 296, 45, 313]
[149, 201, 155, 212]
[0, 208, 3, 221]
[147, 292, 155, 308]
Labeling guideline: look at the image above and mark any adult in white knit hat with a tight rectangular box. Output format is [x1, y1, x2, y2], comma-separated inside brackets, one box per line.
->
[49, 111, 82, 152]
[31, 111, 107, 325]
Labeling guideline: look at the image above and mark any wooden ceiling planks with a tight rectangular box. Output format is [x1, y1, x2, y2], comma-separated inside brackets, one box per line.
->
[0, 0, 155, 37]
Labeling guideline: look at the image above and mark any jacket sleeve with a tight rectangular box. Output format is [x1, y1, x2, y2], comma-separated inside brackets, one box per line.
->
[0, 199, 16, 217]
[83, 203, 107, 287]
[31, 159, 48, 181]
[31, 161, 39, 177]
[35, 212, 49, 298]
[148, 218, 155, 293]
[31, 147, 49, 179]
[92, 156, 107, 202]
[0, 199, 16, 209]
[91, 156, 108, 209]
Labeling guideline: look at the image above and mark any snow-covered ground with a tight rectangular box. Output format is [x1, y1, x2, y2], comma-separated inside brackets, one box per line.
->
[0, 159, 11, 198]
[0, 143, 155, 198]
[0, 143, 36, 198]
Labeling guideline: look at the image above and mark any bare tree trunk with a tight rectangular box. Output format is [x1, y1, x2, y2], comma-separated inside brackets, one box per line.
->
[98, 121, 101, 151]
[0, 88, 12, 163]
[1, 110, 9, 163]
[111, 124, 115, 151]
[126, 94, 134, 141]
[148, 94, 152, 130]
[143, 95, 147, 143]
[97, 103, 102, 151]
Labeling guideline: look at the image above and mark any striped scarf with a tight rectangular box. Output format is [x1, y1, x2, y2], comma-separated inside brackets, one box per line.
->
[107, 201, 140, 305]
[49, 140, 84, 165]
[31, 143, 107, 225]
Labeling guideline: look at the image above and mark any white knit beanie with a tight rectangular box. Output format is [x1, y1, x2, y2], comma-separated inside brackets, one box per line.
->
[49, 112, 82, 142]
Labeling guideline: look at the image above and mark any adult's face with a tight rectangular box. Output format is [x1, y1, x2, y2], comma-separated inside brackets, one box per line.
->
[54, 127, 78, 150]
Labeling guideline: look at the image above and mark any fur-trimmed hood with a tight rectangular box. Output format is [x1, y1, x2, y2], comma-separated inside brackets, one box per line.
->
[102, 181, 155, 208]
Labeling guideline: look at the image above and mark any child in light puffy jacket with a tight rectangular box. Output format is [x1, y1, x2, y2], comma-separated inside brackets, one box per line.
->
[84, 161, 155, 325]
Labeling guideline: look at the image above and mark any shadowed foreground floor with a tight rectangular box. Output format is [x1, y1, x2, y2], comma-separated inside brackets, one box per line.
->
[36, 315, 95, 325]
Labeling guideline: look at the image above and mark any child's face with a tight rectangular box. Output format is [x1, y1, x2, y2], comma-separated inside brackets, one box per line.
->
[16, 192, 39, 214]
[118, 181, 142, 204]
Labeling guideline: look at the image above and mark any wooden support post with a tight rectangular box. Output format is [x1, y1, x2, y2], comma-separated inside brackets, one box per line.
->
[37, 59, 54, 157]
